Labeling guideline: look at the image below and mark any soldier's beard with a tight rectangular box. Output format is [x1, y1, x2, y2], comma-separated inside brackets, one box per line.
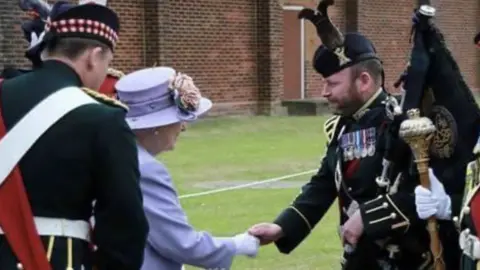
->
[333, 84, 364, 117]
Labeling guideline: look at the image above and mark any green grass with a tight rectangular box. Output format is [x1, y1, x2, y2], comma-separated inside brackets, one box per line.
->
[159, 116, 342, 269]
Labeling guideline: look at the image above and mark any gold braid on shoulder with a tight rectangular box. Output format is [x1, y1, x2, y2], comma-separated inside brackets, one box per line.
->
[107, 68, 125, 78]
[82, 87, 129, 111]
[323, 115, 340, 145]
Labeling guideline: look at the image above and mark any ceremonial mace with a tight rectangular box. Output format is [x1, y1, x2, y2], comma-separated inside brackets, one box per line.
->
[399, 109, 445, 270]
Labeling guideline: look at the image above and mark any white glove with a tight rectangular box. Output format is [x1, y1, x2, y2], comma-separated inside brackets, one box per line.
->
[232, 232, 260, 257]
[415, 186, 438, 219]
[414, 168, 452, 220]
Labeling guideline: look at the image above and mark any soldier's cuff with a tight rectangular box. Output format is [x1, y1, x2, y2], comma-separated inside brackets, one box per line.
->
[360, 194, 410, 239]
[273, 206, 312, 254]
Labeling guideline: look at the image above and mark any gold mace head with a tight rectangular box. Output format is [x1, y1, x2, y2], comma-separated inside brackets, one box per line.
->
[399, 109, 436, 139]
[399, 109, 436, 162]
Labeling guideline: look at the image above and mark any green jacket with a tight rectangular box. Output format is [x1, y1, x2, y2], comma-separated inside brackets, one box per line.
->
[0, 60, 148, 270]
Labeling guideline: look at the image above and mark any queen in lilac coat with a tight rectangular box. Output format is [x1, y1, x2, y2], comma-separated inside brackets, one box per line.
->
[115, 67, 260, 270]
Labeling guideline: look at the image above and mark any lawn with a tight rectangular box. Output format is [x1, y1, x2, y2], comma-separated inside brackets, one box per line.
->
[159, 115, 343, 270]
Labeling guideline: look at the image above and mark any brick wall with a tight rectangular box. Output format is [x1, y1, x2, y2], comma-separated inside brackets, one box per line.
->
[157, 0, 262, 115]
[431, 0, 479, 91]
[0, 1, 35, 69]
[357, 0, 416, 94]
[108, 0, 144, 72]
[0, 0, 478, 115]
[296, 0, 479, 98]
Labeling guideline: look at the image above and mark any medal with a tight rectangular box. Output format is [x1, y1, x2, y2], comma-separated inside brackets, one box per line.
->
[349, 133, 355, 160]
[342, 147, 349, 161]
[354, 131, 361, 159]
[361, 129, 368, 158]
[361, 147, 368, 158]
[343, 146, 349, 161]
[340, 133, 349, 161]
[367, 144, 375, 156]
[347, 147, 354, 160]
[353, 147, 360, 159]
[366, 127, 376, 157]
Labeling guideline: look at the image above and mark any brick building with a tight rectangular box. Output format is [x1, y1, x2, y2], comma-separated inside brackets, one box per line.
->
[0, 0, 478, 115]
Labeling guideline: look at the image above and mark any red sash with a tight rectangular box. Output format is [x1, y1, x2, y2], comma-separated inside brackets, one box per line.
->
[98, 75, 118, 98]
[470, 190, 480, 235]
[0, 80, 51, 270]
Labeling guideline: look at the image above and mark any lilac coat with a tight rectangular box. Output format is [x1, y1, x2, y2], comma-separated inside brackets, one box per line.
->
[137, 145, 237, 270]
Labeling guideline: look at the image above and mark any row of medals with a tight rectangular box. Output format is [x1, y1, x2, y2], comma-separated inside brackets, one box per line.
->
[341, 127, 376, 161]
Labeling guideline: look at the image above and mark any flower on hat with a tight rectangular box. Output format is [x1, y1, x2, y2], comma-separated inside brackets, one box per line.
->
[168, 72, 202, 114]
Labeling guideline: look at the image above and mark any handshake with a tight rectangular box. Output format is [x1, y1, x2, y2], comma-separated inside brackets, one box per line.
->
[233, 223, 284, 258]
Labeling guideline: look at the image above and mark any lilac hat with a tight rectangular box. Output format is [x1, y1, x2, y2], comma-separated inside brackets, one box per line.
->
[115, 66, 213, 130]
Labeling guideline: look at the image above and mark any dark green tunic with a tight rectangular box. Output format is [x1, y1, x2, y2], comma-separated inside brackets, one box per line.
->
[0, 60, 148, 270]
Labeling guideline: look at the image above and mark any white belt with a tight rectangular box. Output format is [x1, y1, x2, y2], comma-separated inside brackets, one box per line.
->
[459, 229, 480, 259]
[0, 217, 91, 242]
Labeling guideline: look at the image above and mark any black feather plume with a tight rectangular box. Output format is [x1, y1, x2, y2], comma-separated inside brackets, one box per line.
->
[297, 0, 344, 50]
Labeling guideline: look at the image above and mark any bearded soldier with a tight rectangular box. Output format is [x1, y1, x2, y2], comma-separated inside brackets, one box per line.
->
[246, 1, 463, 269]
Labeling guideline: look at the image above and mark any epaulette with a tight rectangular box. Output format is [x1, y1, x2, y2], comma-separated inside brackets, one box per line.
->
[323, 115, 340, 145]
[107, 68, 125, 78]
[82, 87, 129, 111]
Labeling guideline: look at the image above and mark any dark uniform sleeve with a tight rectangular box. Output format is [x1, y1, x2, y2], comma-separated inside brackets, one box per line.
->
[91, 109, 149, 270]
[273, 154, 337, 254]
[359, 192, 415, 239]
[451, 194, 464, 218]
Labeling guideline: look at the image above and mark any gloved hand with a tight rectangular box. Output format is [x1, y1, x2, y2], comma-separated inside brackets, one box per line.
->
[232, 232, 260, 257]
[414, 168, 452, 220]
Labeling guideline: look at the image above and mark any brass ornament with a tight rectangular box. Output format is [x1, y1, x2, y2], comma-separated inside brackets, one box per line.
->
[399, 108, 445, 270]
[399, 109, 436, 174]
[333, 47, 351, 66]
